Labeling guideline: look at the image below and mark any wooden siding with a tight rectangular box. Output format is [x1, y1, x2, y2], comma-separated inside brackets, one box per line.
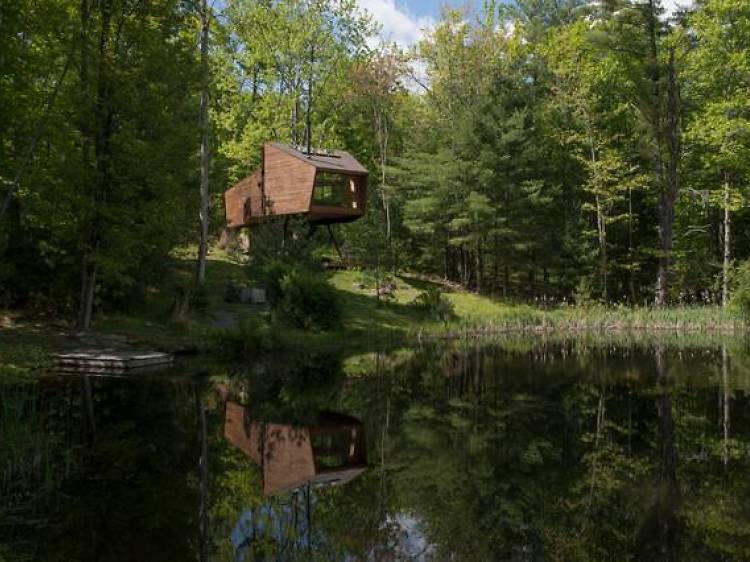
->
[224, 401, 367, 495]
[263, 144, 316, 216]
[224, 143, 368, 227]
[224, 169, 262, 228]
[223, 401, 263, 464]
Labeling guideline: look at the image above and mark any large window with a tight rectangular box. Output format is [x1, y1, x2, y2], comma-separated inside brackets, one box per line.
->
[312, 172, 359, 209]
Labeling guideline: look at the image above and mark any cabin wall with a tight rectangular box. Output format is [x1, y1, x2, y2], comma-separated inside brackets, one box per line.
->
[263, 424, 316, 495]
[263, 144, 316, 216]
[224, 401, 263, 464]
[224, 169, 262, 228]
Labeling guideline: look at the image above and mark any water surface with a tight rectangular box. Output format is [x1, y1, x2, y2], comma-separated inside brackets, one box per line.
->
[2, 339, 750, 561]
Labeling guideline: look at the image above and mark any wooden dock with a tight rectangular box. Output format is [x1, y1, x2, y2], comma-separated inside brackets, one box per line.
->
[53, 349, 173, 373]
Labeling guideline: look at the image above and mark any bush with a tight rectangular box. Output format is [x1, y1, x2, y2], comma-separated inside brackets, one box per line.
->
[277, 269, 342, 330]
[190, 283, 209, 313]
[208, 317, 275, 356]
[730, 261, 750, 318]
[261, 259, 293, 306]
[414, 285, 455, 325]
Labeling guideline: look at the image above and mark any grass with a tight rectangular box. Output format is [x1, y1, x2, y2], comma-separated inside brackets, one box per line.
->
[1, 249, 747, 376]
[327, 269, 745, 339]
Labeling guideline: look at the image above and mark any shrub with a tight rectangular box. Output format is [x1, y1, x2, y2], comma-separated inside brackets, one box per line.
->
[573, 276, 596, 307]
[260, 259, 293, 306]
[278, 269, 342, 330]
[190, 283, 209, 313]
[208, 317, 275, 357]
[730, 261, 750, 318]
[414, 285, 455, 324]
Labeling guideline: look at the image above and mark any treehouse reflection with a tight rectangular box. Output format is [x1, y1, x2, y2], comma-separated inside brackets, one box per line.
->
[224, 142, 368, 228]
[224, 401, 367, 495]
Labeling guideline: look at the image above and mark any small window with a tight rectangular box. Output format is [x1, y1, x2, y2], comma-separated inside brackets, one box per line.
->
[312, 432, 350, 469]
[313, 173, 358, 209]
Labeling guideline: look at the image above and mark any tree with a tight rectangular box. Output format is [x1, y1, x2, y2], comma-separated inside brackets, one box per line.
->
[590, 0, 684, 305]
[196, 0, 212, 285]
[683, 0, 750, 306]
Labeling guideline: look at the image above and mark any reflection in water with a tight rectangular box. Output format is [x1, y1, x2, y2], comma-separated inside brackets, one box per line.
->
[223, 400, 367, 559]
[3, 341, 750, 561]
[224, 401, 367, 495]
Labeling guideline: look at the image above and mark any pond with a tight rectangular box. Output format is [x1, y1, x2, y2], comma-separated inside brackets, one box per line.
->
[2, 338, 750, 561]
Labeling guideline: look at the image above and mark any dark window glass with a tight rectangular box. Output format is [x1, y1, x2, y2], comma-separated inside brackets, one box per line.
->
[312, 173, 358, 209]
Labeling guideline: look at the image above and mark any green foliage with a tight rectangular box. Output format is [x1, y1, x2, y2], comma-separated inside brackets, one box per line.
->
[207, 317, 280, 357]
[260, 259, 293, 307]
[258, 259, 343, 331]
[414, 286, 456, 324]
[730, 261, 750, 318]
[190, 284, 210, 314]
[3, 0, 750, 325]
[278, 269, 342, 331]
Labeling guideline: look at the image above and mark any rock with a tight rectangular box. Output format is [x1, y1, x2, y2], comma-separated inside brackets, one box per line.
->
[250, 288, 267, 304]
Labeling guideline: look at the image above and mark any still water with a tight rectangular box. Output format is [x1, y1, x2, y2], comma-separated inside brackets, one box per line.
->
[2, 339, 750, 561]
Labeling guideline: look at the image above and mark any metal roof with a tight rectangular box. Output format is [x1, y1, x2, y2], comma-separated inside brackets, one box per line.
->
[269, 142, 368, 175]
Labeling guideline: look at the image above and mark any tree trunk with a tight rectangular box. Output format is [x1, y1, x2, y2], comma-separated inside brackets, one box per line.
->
[77, 0, 113, 330]
[77, 258, 97, 330]
[652, 345, 681, 559]
[722, 173, 731, 307]
[655, 48, 681, 307]
[196, 0, 210, 285]
[587, 129, 607, 302]
[0, 50, 73, 223]
[722, 345, 730, 468]
[628, 185, 636, 303]
[375, 107, 392, 270]
[475, 239, 482, 294]
[645, 0, 670, 307]
[195, 389, 210, 562]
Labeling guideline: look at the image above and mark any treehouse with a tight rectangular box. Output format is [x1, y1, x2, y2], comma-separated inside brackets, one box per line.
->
[224, 401, 367, 496]
[224, 142, 368, 228]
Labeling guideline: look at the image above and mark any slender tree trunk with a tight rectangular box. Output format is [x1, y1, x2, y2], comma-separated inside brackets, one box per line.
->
[646, 0, 668, 306]
[493, 232, 499, 296]
[656, 49, 681, 307]
[595, 193, 608, 302]
[628, 185, 636, 303]
[504, 262, 509, 299]
[503, 174, 511, 298]
[651, 345, 681, 560]
[475, 238, 482, 294]
[196, 0, 210, 285]
[78, 0, 113, 330]
[0, 51, 73, 223]
[78, 259, 98, 330]
[81, 375, 97, 444]
[374, 107, 392, 269]
[588, 130, 607, 302]
[195, 389, 210, 562]
[722, 345, 730, 468]
[722, 173, 731, 307]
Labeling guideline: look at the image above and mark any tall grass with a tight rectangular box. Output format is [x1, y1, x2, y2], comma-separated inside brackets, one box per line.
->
[416, 304, 746, 339]
[0, 386, 74, 498]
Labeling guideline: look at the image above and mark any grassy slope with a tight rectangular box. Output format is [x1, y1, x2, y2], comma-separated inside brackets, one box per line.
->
[328, 270, 745, 338]
[2, 251, 746, 376]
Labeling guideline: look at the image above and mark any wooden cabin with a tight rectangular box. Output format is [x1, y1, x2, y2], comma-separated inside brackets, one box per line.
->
[224, 142, 368, 228]
[224, 401, 367, 495]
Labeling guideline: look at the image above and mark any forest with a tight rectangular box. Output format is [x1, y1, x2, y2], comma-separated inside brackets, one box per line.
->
[5, 2, 750, 559]
[1, 0, 750, 330]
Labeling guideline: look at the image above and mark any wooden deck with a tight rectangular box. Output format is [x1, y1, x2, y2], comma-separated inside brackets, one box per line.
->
[53, 349, 173, 373]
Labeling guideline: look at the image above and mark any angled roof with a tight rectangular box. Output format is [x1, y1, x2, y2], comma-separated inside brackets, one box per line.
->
[269, 142, 368, 175]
